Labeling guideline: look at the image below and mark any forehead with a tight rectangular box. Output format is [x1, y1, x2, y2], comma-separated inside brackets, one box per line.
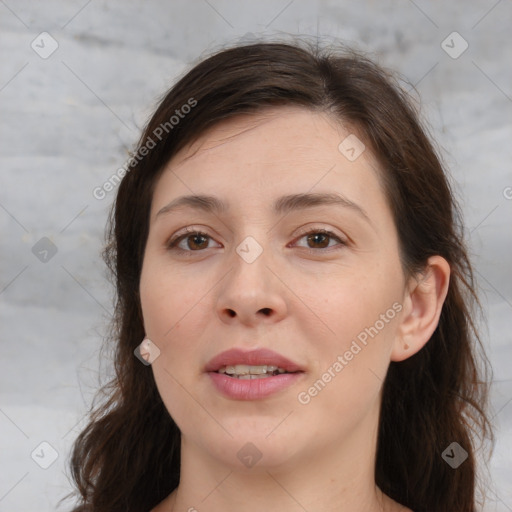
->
[152, 106, 388, 220]
[170, 106, 365, 170]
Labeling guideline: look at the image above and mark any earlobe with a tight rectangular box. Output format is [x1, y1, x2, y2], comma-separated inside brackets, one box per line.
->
[391, 255, 451, 362]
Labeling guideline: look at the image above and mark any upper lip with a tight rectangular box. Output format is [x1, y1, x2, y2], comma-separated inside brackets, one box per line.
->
[204, 348, 304, 373]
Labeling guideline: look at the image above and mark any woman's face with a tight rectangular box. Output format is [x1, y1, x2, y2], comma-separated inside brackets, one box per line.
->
[140, 107, 407, 472]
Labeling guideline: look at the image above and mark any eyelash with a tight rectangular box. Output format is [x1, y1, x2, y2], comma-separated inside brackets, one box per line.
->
[167, 227, 347, 256]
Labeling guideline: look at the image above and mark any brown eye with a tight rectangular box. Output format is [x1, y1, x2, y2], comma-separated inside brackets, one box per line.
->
[168, 230, 217, 252]
[294, 229, 346, 252]
[306, 232, 331, 249]
[184, 233, 210, 250]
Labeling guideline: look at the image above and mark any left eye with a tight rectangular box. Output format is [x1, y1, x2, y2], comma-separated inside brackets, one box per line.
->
[167, 228, 345, 253]
[293, 229, 346, 251]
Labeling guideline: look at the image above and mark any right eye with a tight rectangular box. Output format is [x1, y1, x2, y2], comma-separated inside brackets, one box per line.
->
[167, 228, 222, 253]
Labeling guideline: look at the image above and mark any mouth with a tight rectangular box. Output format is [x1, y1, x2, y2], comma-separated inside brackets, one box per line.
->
[204, 348, 305, 400]
[204, 347, 305, 374]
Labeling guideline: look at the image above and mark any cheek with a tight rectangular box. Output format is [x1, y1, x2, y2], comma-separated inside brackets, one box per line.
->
[303, 274, 401, 402]
[139, 255, 210, 374]
[139, 259, 204, 426]
[319, 271, 400, 348]
[297, 301, 400, 436]
[140, 256, 196, 339]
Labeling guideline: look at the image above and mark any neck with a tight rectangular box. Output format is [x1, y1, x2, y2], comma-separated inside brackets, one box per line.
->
[163, 408, 399, 512]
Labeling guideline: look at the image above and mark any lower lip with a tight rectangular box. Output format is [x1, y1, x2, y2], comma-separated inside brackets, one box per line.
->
[208, 372, 304, 400]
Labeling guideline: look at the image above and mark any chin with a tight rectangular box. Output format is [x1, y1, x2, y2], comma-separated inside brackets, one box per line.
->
[204, 430, 301, 472]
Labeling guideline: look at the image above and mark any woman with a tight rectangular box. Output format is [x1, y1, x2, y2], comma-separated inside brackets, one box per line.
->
[66, 39, 493, 512]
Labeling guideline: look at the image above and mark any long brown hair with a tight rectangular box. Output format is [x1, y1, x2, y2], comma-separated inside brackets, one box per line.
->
[64, 38, 493, 512]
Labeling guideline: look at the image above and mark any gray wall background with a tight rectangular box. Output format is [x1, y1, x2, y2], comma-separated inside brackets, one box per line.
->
[0, 1, 511, 510]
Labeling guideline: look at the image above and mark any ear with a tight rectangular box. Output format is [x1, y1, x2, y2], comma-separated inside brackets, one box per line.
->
[391, 255, 451, 362]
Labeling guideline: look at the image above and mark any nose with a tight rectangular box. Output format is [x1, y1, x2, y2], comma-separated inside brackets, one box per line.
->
[216, 244, 288, 327]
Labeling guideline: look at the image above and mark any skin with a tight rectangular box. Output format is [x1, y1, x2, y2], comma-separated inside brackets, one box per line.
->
[140, 106, 450, 512]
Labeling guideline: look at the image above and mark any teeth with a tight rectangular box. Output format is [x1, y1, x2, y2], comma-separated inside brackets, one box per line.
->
[238, 374, 274, 379]
[217, 364, 288, 376]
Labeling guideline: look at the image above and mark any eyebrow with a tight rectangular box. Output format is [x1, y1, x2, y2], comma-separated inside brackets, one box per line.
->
[156, 192, 372, 224]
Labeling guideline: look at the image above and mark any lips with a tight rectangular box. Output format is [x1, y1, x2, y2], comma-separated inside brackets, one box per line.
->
[204, 348, 304, 374]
